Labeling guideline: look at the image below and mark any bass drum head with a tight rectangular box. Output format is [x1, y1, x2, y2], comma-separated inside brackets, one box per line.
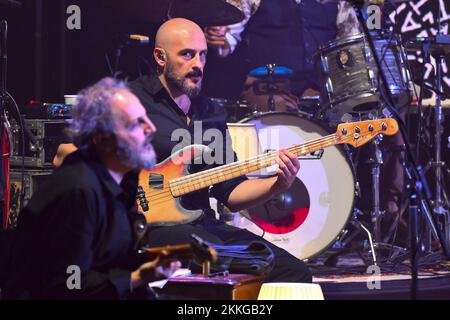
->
[231, 112, 355, 260]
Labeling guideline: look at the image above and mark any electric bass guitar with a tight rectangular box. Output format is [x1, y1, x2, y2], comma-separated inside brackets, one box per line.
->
[136, 119, 399, 226]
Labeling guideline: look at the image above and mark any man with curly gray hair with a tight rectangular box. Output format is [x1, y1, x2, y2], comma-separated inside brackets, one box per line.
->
[69, 77, 157, 171]
[3, 77, 180, 299]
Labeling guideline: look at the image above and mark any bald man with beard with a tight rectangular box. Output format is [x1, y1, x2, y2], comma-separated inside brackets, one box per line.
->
[129, 18, 312, 283]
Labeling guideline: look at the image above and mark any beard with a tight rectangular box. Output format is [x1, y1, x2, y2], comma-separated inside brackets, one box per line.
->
[116, 135, 156, 170]
[165, 62, 202, 98]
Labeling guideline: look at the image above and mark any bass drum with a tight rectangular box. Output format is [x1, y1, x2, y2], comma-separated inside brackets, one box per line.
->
[228, 112, 355, 260]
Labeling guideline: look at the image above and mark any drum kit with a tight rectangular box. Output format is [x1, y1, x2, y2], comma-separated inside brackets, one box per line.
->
[106, 0, 449, 263]
[220, 30, 450, 263]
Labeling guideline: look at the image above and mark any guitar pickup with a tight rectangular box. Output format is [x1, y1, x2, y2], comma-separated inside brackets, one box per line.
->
[264, 148, 323, 160]
[308, 149, 324, 159]
[149, 173, 164, 189]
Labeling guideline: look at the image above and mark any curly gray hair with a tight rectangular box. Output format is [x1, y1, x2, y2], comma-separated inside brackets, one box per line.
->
[70, 77, 127, 148]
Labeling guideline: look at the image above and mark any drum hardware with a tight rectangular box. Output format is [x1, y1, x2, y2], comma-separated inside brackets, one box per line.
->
[314, 29, 413, 125]
[406, 34, 450, 253]
[249, 66, 294, 79]
[352, 2, 449, 299]
[324, 208, 380, 267]
[422, 48, 450, 246]
[211, 99, 257, 123]
[368, 134, 384, 243]
[298, 96, 320, 118]
[366, 131, 409, 263]
[249, 64, 294, 113]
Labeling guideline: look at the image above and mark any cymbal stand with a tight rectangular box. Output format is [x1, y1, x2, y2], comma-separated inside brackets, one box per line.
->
[369, 134, 384, 243]
[367, 129, 409, 262]
[423, 49, 450, 249]
[265, 64, 276, 112]
[353, 0, 450, 299]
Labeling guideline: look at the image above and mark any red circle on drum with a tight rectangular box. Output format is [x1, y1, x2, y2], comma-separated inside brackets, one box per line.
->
[246, 178, 311, 234]
[249, 207, 310, 234]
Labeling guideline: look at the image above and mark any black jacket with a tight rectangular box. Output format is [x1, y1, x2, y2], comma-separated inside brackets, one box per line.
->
[3, 149, 140, 299]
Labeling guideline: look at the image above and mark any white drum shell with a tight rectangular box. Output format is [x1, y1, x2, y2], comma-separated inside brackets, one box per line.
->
[226, 112, 355, 260]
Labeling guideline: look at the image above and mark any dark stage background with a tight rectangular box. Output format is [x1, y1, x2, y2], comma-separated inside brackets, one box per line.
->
[1, 0, 162, 108]
[1, 0, 449, 107]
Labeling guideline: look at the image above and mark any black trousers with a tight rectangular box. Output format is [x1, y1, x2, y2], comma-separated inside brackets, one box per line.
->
[145, 213, 312, 283]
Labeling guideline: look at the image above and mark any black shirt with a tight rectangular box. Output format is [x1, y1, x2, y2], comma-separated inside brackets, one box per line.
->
[244, 0, 338, 74]
[3, 149, 140, 299]
[129, 75, 247, 212]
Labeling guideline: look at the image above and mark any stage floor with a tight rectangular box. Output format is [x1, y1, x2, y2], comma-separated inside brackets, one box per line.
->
[308, 250, 450, 300]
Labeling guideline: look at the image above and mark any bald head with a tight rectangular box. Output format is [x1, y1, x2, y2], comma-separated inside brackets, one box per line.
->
[153, 18, 208, 99]
[155, 18, 206, 51]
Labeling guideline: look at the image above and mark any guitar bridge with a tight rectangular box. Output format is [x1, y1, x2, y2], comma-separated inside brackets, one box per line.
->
[149, 173, 164, 189]
[136, 186, 149, 212]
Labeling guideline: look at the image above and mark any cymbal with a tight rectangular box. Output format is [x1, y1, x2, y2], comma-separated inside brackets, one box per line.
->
[104, 0, 244, 26]
[249, 66, 293, 78]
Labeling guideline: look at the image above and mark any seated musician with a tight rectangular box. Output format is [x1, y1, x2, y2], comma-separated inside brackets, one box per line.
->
[128, 18, 312, 283]
[49, 18, 312, 283]
[3, 78, 180, 299]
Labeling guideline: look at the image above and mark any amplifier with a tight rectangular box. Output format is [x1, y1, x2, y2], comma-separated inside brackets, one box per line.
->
[10, 119, 70, 168]
[8, 169, 53, 229]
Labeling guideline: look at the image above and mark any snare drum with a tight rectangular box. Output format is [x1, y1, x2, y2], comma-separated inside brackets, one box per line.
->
[226, 112, 356, 260]
[315, 32, 412, 123]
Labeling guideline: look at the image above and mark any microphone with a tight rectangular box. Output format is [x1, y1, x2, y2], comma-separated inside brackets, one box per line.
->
[119, 34, 150, 45]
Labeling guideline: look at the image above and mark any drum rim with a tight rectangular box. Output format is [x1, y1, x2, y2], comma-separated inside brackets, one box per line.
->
[237, 111, 357, 260]
[317, 31, 402, 53]
[316, 33, 365, 54]
[226, 122, 257, 127]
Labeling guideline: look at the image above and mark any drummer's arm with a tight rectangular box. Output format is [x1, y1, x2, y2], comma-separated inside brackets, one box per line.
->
[226, 149, 299, 212]
[205, 0, 261, 58]
[336, 1, 360, 38]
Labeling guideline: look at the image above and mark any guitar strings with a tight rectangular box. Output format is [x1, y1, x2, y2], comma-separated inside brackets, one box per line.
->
[139, 127, 387, 211]
[166, 126, 386, 193]
[140, 131, 377, 209]
[170, 134, 338, 188]
[143, 134, 348, 206]
[142, 134, 340, 201]
[141, 134, 345, 206]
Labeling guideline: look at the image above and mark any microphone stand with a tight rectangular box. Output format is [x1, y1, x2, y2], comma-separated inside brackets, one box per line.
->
[350, 0, 450, 300]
